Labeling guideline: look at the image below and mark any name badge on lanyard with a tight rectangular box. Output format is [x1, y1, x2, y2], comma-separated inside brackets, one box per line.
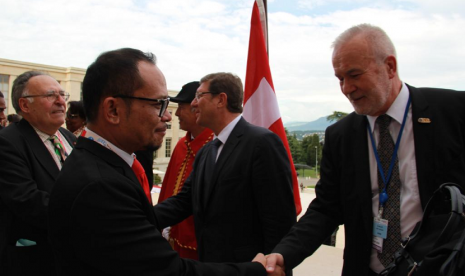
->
[369, 96, 411, 253]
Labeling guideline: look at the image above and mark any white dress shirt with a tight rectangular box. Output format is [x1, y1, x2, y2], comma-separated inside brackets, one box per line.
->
[83, 128, 135, 167]
[33, 127, 73, 170]
[367, 83, 424, 272]
[214, 114, 242, 161]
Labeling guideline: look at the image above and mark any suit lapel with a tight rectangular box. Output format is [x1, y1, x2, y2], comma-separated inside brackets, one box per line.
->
[351, 115, 374, 235]
[76, 137, 145, 197]
[58, 127, 77, 148]
[18, 119, 59, 179]
[203, 117, 245, 208]
[407, 84, 434, 208]
[194, 147, 209, 211]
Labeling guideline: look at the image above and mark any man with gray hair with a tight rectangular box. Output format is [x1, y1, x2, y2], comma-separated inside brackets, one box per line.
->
[0, 71, 76, 275]
[265, 23, 465, 275]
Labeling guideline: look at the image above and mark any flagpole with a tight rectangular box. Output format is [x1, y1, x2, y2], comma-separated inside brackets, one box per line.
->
[263, 0, 268, 57]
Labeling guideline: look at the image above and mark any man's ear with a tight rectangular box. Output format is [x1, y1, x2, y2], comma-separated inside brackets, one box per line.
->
[216, 93, 228, 109]
[18, 98, 31, 114]
[102, 97, 122, 125]
[385, 55, 397, 79]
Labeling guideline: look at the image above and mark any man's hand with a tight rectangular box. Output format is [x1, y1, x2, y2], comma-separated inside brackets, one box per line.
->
[252, 253, 267, 267]
[265, 253, 285, 275]
[253, 253, 286, 276]
[162, 227, 170, 240]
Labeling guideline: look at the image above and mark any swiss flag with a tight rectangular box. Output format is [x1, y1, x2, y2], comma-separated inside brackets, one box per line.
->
[243, 0, 302, 215]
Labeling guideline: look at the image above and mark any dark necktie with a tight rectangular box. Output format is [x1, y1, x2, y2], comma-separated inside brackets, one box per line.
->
[49, 135, 67, 166]
[376, 114, 402, 267]
[132, 157, 153, 205]
[203, 139, 222, 199]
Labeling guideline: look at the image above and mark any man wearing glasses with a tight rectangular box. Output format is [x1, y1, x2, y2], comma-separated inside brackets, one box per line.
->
[154, 73, 296, 267]
[0, 71, 76, 275]
[48, 48, 276, 275]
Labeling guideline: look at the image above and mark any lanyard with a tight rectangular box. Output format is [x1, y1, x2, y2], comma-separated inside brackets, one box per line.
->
[367, 96, 411, 208]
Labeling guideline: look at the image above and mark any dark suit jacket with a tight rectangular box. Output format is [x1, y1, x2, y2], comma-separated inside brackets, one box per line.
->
[273, 85, 465, 275]
[154, 117, 297, 263]
[48, 137, 265, 276]
[0, 119, 76, 275]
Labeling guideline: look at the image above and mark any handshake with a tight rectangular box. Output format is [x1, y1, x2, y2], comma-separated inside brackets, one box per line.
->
[252, 253, 286, 276]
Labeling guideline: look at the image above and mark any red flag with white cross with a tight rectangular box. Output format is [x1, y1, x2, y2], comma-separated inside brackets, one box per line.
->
[243, 0, 302, 215]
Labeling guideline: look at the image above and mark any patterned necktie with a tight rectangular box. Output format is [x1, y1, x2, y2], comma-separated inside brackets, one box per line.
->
[49, 135, 67, 165]
[376, 114, 402, 267]
[132, 157, 153, 205]
[203, 138, 222, 200]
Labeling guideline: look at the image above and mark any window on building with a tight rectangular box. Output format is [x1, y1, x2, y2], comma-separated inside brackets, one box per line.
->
[165, 138, 172, 157]
[0, 74, 10, 108]
[167, 123, 171, 129]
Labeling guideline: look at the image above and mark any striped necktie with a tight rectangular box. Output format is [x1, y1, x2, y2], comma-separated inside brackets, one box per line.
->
[49, 135, 67, 165]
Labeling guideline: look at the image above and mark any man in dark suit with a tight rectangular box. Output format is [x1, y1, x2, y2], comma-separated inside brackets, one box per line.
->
[265, 23, 465, 276]
[48, 48, 280, 276]
[0, 71, 76, 275]
[154, 72, 296, 263]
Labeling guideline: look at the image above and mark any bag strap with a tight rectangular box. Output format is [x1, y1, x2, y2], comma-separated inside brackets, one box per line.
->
[439, 188, 465, 276]
[434, 184, 463, 247]
[407, 183, 463, 248]
[380, 183, 465, 276]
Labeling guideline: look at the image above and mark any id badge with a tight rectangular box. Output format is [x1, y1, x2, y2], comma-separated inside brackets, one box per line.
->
[373, 217, 388, 253]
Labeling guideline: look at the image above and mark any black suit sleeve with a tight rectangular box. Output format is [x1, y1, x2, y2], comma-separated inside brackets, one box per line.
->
[251, 132, 297, 254]
[63, 177, 265, 276]
[153, 171, 195, 229]
[272, 127, 342, 269]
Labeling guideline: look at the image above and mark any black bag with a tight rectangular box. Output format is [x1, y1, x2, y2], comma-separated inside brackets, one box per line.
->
[380, 183, 465, 276]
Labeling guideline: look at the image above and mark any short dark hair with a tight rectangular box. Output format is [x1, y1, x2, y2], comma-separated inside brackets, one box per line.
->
[82, 48, 156, 122]
[0, 91, 4, 98]
[12, 71, 48, 113]
[67, 101, 86, 120]
[200, 72, 243, 113]
[7, 114, 21, 123]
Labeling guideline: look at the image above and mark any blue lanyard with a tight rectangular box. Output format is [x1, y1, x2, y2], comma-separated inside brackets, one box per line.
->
[367, 96, 411, 208]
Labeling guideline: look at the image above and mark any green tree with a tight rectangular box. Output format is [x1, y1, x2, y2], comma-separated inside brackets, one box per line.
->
[286, 129, 303, 164]
[301, 135, 313, 165]
[304, 134, 321, 170]
[327, 111, 348, 123]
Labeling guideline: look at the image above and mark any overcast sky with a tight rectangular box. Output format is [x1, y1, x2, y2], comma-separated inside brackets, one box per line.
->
[2, 0, 464, 123]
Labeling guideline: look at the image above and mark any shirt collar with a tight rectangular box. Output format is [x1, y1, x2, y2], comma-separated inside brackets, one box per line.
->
[83, 127, 134, 167]
[215, 114, 242, 144]
[367, 82, 409, 132]
[32, 126, 59, 142]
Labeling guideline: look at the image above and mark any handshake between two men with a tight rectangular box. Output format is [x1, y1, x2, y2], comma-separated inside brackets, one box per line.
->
[253, 253, 286, 276]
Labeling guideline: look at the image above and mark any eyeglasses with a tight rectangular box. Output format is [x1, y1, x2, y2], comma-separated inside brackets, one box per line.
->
[22, 91, 70, 102]
[113, 94, 170, 117]
[66, 113, 80, 119]
[195, 91, 218, 100]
